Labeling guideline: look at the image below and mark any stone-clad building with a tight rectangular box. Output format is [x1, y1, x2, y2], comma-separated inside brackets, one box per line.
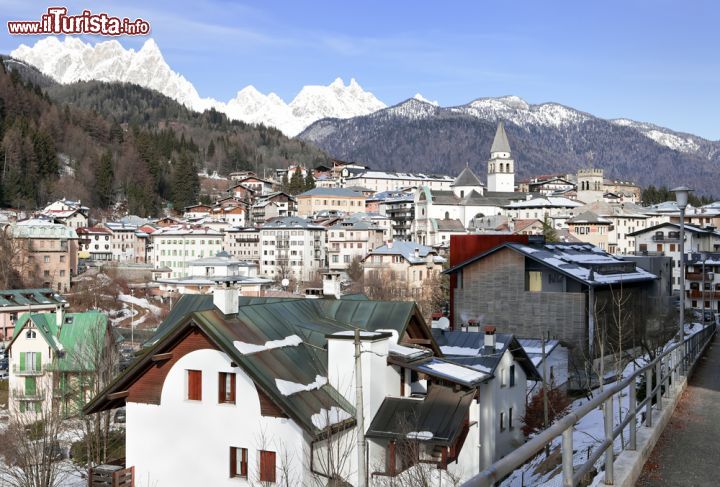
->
[444, 239, 668, 387]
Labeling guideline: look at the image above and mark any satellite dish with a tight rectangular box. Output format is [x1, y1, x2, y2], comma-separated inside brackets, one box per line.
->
[281, 278, 290, 288]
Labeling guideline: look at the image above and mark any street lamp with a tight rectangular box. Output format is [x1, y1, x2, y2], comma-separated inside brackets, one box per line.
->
[671, 186, 693, 342]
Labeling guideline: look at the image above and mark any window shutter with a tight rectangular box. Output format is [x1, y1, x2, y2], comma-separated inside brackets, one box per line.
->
[188, 370, 202, 400]
[260, 450, 276, 483]
[241, 448, 247, 477]
[25, 377, 36, 396]
[19, 352, 25, 372]
[35, 352, 41, 371]
[229, 374, 235, 403]
[229, 447, 237, 477]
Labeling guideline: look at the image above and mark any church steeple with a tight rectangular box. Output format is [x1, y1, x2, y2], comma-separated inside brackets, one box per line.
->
[487, 121, 515, 193]
[490, 121, 511, 155]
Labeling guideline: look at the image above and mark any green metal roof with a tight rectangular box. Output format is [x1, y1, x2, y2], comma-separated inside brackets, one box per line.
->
[0, 288, 66, 308]
[11, 311, 108, 372]
[86, 294, 432, 437]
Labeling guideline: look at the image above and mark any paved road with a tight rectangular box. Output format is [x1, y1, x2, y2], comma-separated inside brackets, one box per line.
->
[636, 335, 719, 486]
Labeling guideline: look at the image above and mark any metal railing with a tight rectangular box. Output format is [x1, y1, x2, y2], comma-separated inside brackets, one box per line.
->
[12, 364, 47, 376]
[463, 323, 716, 487]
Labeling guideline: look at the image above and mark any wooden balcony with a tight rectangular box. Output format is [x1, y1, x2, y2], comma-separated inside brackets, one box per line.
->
[687, 290, 720, 299]
[686, 272, 715, 282]
[89, 465, 134, 487]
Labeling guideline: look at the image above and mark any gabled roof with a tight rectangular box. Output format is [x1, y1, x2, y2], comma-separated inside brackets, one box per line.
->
[444, 242, 657, 287]
[431, 330, 541, 381]
[86, 295, 441, 438]
[567, 211, 612, 225]
[491, 121, 511, 154]
[627, 222, 720, 237]
[297, 187, 365, 198]
[10, 311, 109, 371]
[452, 166, 484, 187]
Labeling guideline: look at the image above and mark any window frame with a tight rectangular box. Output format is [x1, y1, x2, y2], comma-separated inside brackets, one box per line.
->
[218, 372, 236, 404]
[229, 446, 248, 479]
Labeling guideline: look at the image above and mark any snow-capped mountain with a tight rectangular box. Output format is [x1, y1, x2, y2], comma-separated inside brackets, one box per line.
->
[298, 96, 720, 196]
[10, 36, 386, 136]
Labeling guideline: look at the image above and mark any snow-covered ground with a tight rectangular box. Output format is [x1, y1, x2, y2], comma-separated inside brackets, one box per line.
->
[118, 294, 161, 315]
[500, 323, 709, 487]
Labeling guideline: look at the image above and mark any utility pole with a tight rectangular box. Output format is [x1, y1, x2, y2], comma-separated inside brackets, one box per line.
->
[702, 258, 706, 325]
[354, 328, 367, 487]
[542, 331, 550, 458]
[130, 288, 135, 349]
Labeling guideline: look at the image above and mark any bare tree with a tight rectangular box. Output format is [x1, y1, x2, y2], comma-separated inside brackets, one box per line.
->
[0, 386, 69, 487]
[64, 315, 122, 470]
[0, 229, 36, 289]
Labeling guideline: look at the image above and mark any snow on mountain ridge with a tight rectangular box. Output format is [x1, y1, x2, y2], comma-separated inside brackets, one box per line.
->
[10, 36, 386, 136]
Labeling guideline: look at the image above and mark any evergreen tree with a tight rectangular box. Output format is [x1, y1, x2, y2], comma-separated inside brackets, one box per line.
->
[32, 130, 58, 179]
[304, 171, 316, 191]
[542, 214, 559, 243]
[289, 169, 303, 195]
[95, 150, 114, 208]
[171, 153, 200, 210]
[281, 172, 289, 192]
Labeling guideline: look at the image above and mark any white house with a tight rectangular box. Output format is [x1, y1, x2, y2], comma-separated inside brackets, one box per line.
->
[151, 226, 224, 278]
[327, 216, 385, 270]
[222, 227, 261, 263]
[39, 199, 89, 229]
[156, 251, 272, 296]
[259, 216, 326, 283]
[84, 292, 540, 486]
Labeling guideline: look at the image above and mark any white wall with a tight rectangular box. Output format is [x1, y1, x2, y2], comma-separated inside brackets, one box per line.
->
[126, 349, 307, 487]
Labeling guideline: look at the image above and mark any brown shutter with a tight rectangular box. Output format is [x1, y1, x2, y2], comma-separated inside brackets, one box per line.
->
[229, 447, 237, 477]
[260, 450, 276, 483]
[241, 448, 247, 477]
[188, 370, 202, 400]
[229, 373, 236, 403]
[218, 373, 226, 403]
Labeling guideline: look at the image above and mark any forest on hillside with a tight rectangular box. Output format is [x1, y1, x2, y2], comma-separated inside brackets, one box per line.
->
[0, 59, 329, 216]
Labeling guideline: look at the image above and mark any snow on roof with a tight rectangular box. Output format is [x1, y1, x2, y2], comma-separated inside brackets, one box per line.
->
[347, 170, 453, 182]
[311, 406, 353, 430]
[233, 335, 303, 355]
[424, 359, 489, 384]
[406, 431, 434, 440]
[275, 375, 328, 396]
[505, 196, 582, 209]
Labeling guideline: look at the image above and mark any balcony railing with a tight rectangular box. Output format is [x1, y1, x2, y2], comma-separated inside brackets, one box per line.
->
[12, 364, 46, 376]
[12, 390, 43, 401]
[687, 290, 720, 300]
[686, 272, 715, 282]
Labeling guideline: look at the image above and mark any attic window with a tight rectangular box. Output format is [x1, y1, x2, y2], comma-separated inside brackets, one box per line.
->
[64, 317, 73, 324]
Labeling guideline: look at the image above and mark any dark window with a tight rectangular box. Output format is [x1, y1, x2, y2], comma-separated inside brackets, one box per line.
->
[219, 372, 236, 404]
[509, 365, 516, 387]
[259, 450, 276, 483]
[509, 407, 514, 429]
[229, 447, 248, 478]
[499, 412, 505, 431]
[187, 370, 202, 401]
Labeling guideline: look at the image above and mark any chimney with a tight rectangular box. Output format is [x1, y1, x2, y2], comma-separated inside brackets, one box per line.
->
[414, 247, 420, 259]
[484, 325, 496, 350]
[387, 240, 393, 249]
[213, 283, 239, 315]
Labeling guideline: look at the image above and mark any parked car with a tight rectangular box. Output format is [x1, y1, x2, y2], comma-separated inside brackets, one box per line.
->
[0, 371, 9, 380]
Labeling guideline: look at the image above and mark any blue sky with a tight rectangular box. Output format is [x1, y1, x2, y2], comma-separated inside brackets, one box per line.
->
[2, 0, 719, 139]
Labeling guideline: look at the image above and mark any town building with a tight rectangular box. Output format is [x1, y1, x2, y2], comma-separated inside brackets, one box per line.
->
[83, 292, 539, 485]
[251, 192, 297, 224]
[39, 199, 89, 229]
[150, 226, 224, 278]
[100, 221, 150, 263]
[628, 222, 720, 290]
[259, 216, 326, 283]
[566, 211, 613, 251]
[8, 309, 110, 417]
[571, 201, 650, 255]
[377, 190, 415, 241]
[222, 227, 261, 263]
[156, 252, 271, 296]
[8, 219, 79, 293]
[0, 288, 67, 343]
[504, 196, 583, 221]
[77, 226, 114, 261]
[340, 169, 454, 193]
[296, 187, 367, 217]
[326, 216, 385, 270]
[230, 175, 274, 195]
[685, 252, 720, 314]
[444, 238, 666, 386]
[362, 241, 446, 300]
